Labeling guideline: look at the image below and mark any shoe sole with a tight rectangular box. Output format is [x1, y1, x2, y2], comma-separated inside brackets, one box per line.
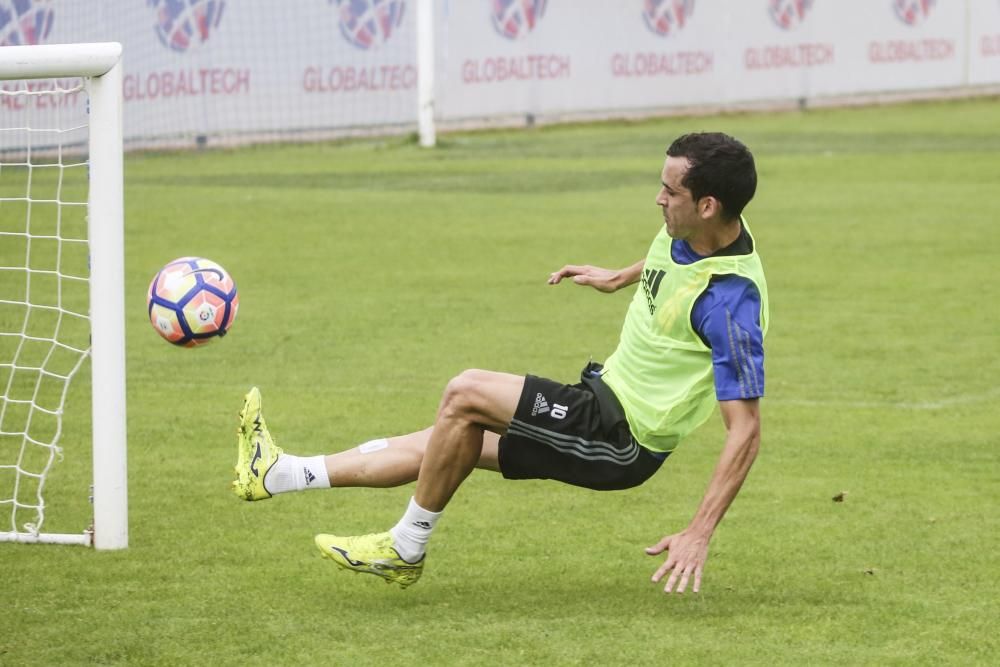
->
[315, 540, 421, 589]
[232, 388, 270, 501]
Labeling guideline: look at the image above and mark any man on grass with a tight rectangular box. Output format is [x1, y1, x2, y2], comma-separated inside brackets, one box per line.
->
[233, 132, 768, 595]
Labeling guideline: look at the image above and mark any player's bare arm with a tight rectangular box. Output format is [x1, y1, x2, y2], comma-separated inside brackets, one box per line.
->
[547, 259, 645, 292]
[646, 399, 761, 594]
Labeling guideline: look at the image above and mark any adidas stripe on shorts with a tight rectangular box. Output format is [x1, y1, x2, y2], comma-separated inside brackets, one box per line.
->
[497, 364, 667, 491]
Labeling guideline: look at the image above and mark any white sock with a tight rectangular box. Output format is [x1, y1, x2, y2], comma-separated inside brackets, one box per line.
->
[263, 454, 331, 494]
[390, 497, 441, 563]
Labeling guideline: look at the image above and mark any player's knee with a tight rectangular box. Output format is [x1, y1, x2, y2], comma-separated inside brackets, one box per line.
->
[439, 369, 490, 420]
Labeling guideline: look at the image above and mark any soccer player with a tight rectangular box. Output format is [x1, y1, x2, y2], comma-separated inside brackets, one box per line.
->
[233, 132, 768, 595]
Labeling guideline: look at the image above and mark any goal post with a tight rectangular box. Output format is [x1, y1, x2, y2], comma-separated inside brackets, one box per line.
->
[0, 42, 127, 550]
[416, 0, 436, 148]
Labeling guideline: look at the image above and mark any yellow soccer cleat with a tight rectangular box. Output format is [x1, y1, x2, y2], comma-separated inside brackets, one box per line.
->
[232, 386, 284, 501]
[315, 532, 424, 589]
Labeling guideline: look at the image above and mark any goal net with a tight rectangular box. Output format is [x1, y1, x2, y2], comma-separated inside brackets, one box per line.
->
[0, 43, 127, 549]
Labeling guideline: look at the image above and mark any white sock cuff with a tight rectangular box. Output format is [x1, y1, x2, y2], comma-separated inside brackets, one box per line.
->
[301, 455, 331, 490]
[406, 497, 442, 523]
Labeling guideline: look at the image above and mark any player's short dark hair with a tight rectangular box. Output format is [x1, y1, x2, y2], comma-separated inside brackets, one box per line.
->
[666, 133, 757, 220]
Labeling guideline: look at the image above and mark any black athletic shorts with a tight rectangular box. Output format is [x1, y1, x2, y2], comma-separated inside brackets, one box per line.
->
[498, 362, 668, 491]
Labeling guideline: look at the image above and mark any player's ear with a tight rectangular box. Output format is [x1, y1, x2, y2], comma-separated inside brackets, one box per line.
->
[697, 195, 721, 219]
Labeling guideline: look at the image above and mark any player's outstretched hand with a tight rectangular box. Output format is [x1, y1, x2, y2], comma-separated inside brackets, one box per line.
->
[547, 265, 621, 293]
[645, 530, 710, 594]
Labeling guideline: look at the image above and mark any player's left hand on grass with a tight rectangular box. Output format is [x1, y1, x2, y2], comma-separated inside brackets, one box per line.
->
[645, 530, 710, 594]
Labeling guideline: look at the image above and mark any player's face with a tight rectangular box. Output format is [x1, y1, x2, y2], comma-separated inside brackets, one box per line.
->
[655, 156, 701, 240]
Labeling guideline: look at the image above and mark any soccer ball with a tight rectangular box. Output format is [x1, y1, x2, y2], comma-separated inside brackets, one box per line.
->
[147, 257, 239, 347]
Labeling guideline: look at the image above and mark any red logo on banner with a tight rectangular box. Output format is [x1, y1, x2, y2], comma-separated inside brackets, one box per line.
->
[893, 0, 935, 26]
[871, 0, 952, 62]
[149, 0, 225, 53]
[0, 0, 54, 46]
[748, 1, 832, 69]
[769, 0, 813, 31]
[983, 34, 1000, 58]
[491, 0, 547, 40]
[335, 0, 406, 50]
[135, 1, 248, 102]
[642, 0, 695, 37]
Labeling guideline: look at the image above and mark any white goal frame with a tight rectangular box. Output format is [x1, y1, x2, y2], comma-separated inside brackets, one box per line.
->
[0, 42, 127, 550]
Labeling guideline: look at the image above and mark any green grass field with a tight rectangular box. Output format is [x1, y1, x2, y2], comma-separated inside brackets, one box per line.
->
[2, 97, 999, 666]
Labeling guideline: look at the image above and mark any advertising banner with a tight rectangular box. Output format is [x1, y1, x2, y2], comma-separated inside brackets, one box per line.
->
[1, 0, 418, 144]
[970, 0, 1000, 85]
[0, 0, 997, 147]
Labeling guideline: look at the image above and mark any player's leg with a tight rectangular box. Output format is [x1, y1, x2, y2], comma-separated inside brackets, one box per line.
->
[325, 427, 500, 488]
[232, 388, 501, 501]
[413, 369, 520, 511]
[314, 370, 522, 587]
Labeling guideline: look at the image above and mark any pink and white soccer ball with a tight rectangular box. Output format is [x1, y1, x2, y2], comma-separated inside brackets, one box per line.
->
[147, 257, 239, 347]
